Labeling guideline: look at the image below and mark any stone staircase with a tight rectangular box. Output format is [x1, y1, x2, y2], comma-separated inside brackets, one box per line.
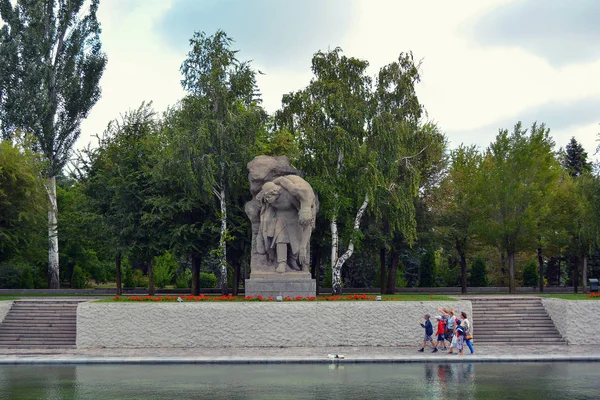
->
[471, 297, 566, 345]
[0, 300, 82, 348]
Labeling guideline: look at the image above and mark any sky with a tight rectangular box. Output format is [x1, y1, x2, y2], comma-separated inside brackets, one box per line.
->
[79, 0, 600, 161]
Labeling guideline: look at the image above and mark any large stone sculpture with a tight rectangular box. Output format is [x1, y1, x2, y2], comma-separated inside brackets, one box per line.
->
[245, 156, 317, 297]
[245, 155, 317, 275]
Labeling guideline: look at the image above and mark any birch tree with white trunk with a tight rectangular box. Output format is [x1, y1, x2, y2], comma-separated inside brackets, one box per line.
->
[278, 49, 430, 294]
[0, 0, 107, 288]
[180, 30, 265, 294]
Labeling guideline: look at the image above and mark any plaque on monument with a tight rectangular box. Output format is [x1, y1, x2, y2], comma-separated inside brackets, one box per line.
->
[244, 155, 317, 298]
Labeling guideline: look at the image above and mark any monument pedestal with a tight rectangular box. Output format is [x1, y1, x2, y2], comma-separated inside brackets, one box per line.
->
[245, 271, 316, 298]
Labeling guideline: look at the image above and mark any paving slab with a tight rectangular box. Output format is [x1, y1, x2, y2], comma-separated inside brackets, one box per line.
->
[0, 345, 599, 364]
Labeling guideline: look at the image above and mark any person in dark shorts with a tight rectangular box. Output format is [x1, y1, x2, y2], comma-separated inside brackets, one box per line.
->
[418, 314, 437, 353]
[434, 315, 447, 351]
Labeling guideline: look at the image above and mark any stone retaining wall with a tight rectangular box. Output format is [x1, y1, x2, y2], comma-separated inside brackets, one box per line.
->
[77, 301, 471, 348]
[542, 299, 600, 344]
[0, 301, 13, 323]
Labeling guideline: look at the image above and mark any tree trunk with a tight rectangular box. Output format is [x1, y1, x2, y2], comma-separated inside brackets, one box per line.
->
[311, 241, 321, 296]
[583, 254, 588, 293]
[232, 259, 240, 296]
[508, 251, 516, 294]
[379, 247, 386, 294]
[537, 246, 544, 292]
[331, 195, 369, 295]
[191, 254, 201, 296]
[148, 260, 155, 296]
[216, 186, 228, 295]
[385, 250, 399, 294]
[457, 239, 467, 294]
[115, 252, 122, 296]
[573, 256, 579, 293]
[47, 176, 60, 289]
[330, 213, 340, 295]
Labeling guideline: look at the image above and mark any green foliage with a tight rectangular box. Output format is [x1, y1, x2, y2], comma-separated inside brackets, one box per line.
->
[0, 261, 23, 289]
[522, 259, 539, 287]
[133, 269, 149, 289]
[199, 272, 217, 288]
[70, 265, 88, 289]
[563, 137, 592, 178]
[152, 251, 178, 289]
[122, 259, 134, 288]
[0, 141, 46, 262]
[418, 249, 436, 287]
[20, 264, 34, 289]
[469, 257, 488, 287]
[175, 269, 192, 289]
[322, 263, 333, 288]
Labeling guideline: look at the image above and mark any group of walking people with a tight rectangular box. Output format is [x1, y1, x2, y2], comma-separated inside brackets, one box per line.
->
[419, 309, 474, 355]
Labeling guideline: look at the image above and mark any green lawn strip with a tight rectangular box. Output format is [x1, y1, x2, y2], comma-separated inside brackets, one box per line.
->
[537, 294, 600, 300]
[99, 294, 457, 302]
[0, 297, 19, 301]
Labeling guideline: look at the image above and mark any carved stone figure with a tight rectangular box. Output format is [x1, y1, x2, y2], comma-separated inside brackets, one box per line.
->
[245, 156, 317, 275]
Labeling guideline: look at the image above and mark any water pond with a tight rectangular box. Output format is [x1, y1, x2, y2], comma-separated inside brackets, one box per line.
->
[0, 362, 598, 400]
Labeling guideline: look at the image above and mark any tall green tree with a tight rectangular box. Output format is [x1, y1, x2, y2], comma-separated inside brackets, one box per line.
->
[278, 49, 429, 294]
[430, 145, 482, 293]
[476, 122, 560, 293]
[0, 0, 107, 288]
[180, 30, 265, 294]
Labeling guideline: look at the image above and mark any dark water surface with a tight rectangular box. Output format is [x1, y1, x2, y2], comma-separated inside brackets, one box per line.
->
[0, 362, 599, 400]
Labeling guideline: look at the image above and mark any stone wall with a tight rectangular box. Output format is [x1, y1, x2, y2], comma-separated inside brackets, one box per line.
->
[542, 299, 600, 344]
[77, 301, 471, 348]
[0, 301, 13, 323]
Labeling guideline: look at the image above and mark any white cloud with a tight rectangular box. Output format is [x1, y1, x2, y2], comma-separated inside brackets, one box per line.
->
[79, 0, 600, 158]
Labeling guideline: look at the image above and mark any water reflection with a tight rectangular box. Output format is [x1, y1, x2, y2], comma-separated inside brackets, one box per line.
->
[0, 362, 598, 400]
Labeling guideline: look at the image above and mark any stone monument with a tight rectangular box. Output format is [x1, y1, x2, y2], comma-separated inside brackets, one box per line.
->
[244, 155, 317, 298]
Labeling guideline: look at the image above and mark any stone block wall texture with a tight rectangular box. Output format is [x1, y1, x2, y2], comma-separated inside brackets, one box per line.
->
[77, 301, 471, 348]
[542, 299, 600, 344]
[0, 301, 13, 323]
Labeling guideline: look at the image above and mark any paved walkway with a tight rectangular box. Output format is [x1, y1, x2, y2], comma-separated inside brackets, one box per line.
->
[1, 345, 599, 364]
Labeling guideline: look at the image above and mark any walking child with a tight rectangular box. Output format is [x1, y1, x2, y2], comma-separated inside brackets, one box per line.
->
[434, 315, 447, 351]
[418, 314, 437, 353]
[455, 319, 465, 356]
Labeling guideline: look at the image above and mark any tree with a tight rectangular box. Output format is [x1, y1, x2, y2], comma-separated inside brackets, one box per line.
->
[79, 103, 160, 295]
[0, 140, 46, 263]
[418, 249, 436, 287]
[431, 145, 482, 293]
[0, 0, 107, 288]
[278, 49, 428, 294]
[469, 256, 488, 287]
[522, 259, 539, 287]
[476, 122, 560, 293]
[563, 137, 592, 178]
[180, 30, 265, 294]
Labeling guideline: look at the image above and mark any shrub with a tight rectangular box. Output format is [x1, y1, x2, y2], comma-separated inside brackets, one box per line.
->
[469, 256, 488, 287]
[132, 269, 149, 288]
[0, 261, 23, 289]
[152, 251, 178, 289]
[20, 264, 34, 289]
[175, 269, 192, 289]
[199, 272, 217, 288]
[522, 259, 539, 287]
[418, 249, 436, 287]
[122, 258, 134, 288]
[71, 265, 88, 289]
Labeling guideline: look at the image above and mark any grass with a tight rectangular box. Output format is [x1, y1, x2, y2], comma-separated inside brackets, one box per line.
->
[537, 293, 600, 300]
[0, 297, 19, 301]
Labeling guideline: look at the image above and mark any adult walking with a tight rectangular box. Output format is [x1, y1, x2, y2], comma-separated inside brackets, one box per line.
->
[460, 311, 475, 354]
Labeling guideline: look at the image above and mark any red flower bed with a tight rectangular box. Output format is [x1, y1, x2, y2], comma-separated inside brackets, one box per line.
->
[587, 292, 600, 298]
[110, 294, 426, 302]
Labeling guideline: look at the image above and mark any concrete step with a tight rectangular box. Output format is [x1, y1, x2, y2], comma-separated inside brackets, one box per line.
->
[0, 334, 75, 340]
[0, 344, 76, 349]
[473, 332, 563, 337]
[475, 338, 566, 343]
[0, 323, 76, 328]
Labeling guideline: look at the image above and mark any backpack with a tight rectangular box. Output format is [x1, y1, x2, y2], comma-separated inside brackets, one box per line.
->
[456, 325, 465, 337]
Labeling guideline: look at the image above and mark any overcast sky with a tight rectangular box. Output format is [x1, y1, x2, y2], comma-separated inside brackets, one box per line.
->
[79, 0, 600, 161]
